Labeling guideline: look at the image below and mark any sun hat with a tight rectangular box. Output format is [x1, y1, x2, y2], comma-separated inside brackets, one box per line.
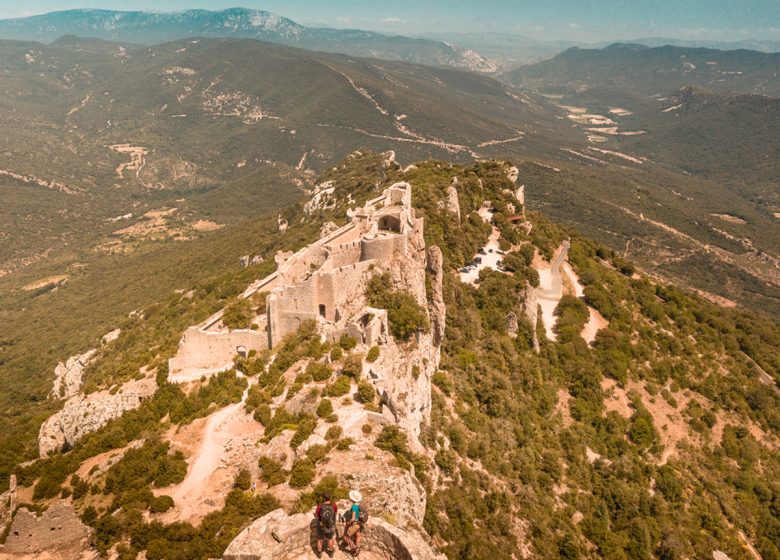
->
[349, 489, 363, 503]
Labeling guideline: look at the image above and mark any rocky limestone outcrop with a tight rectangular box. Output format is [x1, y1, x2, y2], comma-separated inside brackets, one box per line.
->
[277, 214, 288, 234]
[50, 349, 97, 399]
[239, 255, 264, 268]
[38, 377, 156, 457]
[445, 185, 460, 221]
[515, 184, 525, 208]
[2, 502, 92, 557]
[222, 508, 445, 560]
[426, 246, 446, 347]
[522, 281, 540, 353]
[319, 221, 340, 237]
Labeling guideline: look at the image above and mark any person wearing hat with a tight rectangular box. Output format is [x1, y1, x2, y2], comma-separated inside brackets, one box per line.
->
[343, 489, 364, 556]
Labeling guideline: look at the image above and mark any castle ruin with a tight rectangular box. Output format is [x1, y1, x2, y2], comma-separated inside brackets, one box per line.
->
[169, 182, 426, 379]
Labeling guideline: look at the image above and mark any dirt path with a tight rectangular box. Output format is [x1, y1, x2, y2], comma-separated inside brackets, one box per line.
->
[534, 241, 570, 341]
[161, 380, 262, 523]
[459, 204, 504, 285]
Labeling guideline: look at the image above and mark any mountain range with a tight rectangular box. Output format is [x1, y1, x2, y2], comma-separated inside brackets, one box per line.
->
[0, 8, 496, 72]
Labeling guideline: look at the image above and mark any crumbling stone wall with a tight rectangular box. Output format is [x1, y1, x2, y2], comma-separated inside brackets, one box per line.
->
[2, 503, 90, 556]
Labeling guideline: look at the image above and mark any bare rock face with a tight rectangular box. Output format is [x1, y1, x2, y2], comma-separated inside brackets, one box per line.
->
[277, 214, 288, 234]
[319, 221, 340, 237]
[506, 312, 519, 339]
[426, 246, 446, 347]
[2, 502, 92, 557]
[38, 377, 156, 457]
[51, 349, 97, 399]
[222, 508, 445, 560]
[521, 282, 540, 353]
[515, 185, 525, 208]
[444, 185, 460, 221]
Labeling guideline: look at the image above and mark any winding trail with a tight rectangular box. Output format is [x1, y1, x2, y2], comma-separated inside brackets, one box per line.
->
[164, 379, 260, 523]
[535, 241, 570, 341]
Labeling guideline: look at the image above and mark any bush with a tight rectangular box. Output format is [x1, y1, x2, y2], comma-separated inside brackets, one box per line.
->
[316, 399, 334, 418]
[325, 376, 351, 397]
[339, 334, 358, 351]
[234, 469, 251, 491]
[342, 353, 363, 379]
[330, 347, 343, 362]
[307, 362, 333, 383]
[337, 438, 355, 451]
[325, 426, 343, 440]
[357, 380, 376, 404]
[150, 495, 175, 513]
[291, 415, 318, 450]
[366, 346, 380, 362]
[222, 298, 254, 330]
[366, 274, 430, 340]
[374, 426, 428, 481]
[362, 424, 373, 434]
[432, 371, 453, 395]
[258, 457, 287, 486]
[289, 459, 316, 488]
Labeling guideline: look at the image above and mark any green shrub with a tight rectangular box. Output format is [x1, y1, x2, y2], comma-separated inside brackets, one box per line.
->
[325, 376, 351, 397]
[357, 380, 376, 404]
[306, 444, 329, 464]
[339, 334, 358, 351]
[234, 469, 251, 491]
[432, 371, 453, 395]
[254, 404, 272, 426]
[150, 495, 175, 513]
[362, 424, 373, 434]
[289, 459, 316, 488]
[366, 274, 430, 340]
[291, 415, 317, 450]
[316, 399, 334, 418]
[337, 438, 355, 451]
[366, 346, 381, 362]
[342, 353, 363, 379]
[374, 426, 428, 481]
[325, 426, 343, 440]
[222, 298, 254, 330]
[258, 457, 287, 486]
[307, 362, 333, 383]
[330, 347, 344, 362]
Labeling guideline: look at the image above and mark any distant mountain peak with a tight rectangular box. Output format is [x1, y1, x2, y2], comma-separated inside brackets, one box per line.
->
[0, 7, 494, 72]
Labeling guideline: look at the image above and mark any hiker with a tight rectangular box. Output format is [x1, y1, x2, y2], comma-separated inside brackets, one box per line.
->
[315, 492, 338, 556]
[342, 489, 366, 556]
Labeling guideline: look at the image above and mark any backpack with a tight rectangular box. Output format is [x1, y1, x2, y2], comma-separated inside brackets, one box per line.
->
[357, 505, 369, 526]
[320, 503, 336, 534]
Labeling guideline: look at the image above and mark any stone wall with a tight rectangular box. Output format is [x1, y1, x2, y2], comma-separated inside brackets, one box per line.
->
[2, 503, 90, 556]
[168, 327, 265, 378]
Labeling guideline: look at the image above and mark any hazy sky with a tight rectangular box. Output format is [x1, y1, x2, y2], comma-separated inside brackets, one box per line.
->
[0, 0, 778, 42]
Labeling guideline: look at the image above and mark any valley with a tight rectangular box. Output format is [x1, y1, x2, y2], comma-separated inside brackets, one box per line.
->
[0, 8, 778, 559]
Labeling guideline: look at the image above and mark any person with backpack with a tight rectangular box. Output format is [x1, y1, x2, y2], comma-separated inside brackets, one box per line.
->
[342, 489, 367, 556]
[315, 492, 338, 557]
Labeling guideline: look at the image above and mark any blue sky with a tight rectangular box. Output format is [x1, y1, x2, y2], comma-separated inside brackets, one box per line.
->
[0, 0, 778, 42]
